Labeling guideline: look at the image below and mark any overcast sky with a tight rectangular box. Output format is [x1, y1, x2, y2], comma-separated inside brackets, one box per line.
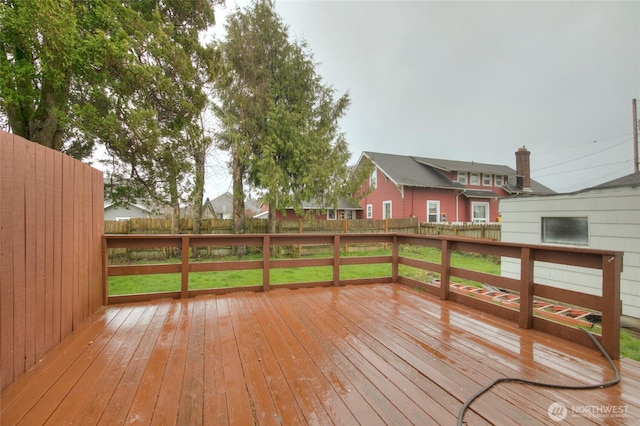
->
[205, 0, 640, 198]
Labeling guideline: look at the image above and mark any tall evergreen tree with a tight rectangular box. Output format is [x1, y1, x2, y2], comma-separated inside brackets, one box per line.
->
[214, 0, 365, 233]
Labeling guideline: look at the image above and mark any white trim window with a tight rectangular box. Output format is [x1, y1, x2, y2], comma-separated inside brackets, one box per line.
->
[327, 209, 336, 220]
[427, 200, 440, 223]
[482, 174, 492, 186]
[366, 204, 373, 219]
[457, 172, 467, 185]
[471, 202, 489, 223]
[494, 175, 504, 186]
[470, 172, 480, 185]
[370, 168, 377, 189]
[382, 201, 392, 219]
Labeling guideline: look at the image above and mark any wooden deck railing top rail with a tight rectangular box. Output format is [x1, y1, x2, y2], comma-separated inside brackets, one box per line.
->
[104, 233, 623, 358]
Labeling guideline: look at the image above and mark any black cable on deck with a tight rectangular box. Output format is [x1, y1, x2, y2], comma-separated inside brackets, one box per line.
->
[457, 330, 620, 425]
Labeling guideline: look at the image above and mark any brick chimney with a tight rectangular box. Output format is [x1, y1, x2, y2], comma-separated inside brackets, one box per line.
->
[515, 146, 531, 191]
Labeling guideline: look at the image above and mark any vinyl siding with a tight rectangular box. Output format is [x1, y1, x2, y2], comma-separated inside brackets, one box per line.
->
[500, 187, 640, 319]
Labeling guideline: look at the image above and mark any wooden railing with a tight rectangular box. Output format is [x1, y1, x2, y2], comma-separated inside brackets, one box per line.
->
[104, 233, 623, 358]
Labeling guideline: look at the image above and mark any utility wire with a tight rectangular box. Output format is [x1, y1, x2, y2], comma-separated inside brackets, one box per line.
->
[535, 160, 632, 178]
[533, 138, 631, 173]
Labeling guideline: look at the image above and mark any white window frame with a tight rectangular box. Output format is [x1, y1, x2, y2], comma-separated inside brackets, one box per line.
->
[426, 200, 440, 223]
[457, 172, 467, 185]
[366, 204, 373, 219]
[327, 209, 336, 220]
[494, 175, 504, 186]
[382, 201, 392, 219]
[471, 202, 490, 223]
[343, 210, 354, 220]
[470, 172, 480, 185]
[370, 168, 377, 189]
[482, 174, 492, 186]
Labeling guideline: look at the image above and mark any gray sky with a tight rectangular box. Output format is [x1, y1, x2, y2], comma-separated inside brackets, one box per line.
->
[206, 0, 640, 198]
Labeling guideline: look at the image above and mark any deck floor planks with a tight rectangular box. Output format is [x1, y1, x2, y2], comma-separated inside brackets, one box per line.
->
[3, 306, 134, 425]
[346, 285, 600, 425]
[121, 298, 184, 425]
[3, 283, 640, 425]
[266, 289, 388, 425]
[150, 299, 193, 425]
[299, 286, 489, 425]
[42, 304, 154, 425]
[295, 287, 434, 425]
[87, 300, 172, 425]
[177, 297, 206, 425]
[215, 296, 255, 425]
[306, 286, 518, 425]
[233, 293, 310, 424]
[246, 290, 359, 424]
[202, 296, 228, 425]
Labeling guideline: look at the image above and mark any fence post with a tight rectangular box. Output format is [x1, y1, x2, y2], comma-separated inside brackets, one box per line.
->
[333, 235, 340, 286]
[440, 239, 451, 300]
[519, 247, 534, 329]
[392, 235, 399, 282]
[601, 253, 622, 359]
[263, 235, 270, 292]
[181, 236, 189, 298]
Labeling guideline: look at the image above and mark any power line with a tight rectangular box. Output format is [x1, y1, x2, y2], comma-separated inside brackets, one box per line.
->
[532, 138, 631, 172]
[534, 160, 632, 178]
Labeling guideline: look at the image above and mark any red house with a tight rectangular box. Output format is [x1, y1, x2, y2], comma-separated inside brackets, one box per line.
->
[355, 147, 554, 223]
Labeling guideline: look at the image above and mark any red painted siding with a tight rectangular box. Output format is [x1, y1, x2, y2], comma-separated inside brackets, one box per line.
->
[357, 168, 507, 223]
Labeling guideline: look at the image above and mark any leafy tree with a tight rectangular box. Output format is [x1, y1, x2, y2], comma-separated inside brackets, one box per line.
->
[214, 0, 366, 233]
[0, 0, 219, 233]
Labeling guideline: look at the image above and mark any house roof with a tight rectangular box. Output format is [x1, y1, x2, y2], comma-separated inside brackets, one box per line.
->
[362, 152, 462, 189]
[361, 151, 555, 195]
[582, 172, 640, 191]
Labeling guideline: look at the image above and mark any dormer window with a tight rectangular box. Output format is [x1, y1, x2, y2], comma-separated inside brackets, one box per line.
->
[495, 175, 504, 186]
[482, 174, 492, 186]
[457, 172, 467, 184]
[470, 172, 480, 185]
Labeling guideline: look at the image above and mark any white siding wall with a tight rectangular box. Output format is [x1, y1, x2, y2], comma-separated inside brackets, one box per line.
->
[500, 187, 640, 319]
[104, 205, 151, 221]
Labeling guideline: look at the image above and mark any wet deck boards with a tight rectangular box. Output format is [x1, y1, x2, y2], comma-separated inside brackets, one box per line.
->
[2, 284, 639, 425]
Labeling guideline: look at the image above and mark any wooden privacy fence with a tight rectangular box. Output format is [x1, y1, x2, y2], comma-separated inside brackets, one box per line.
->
[0, 132, 104, 393]
[105, 217, 420, 234]
[104, 233, 623, 359]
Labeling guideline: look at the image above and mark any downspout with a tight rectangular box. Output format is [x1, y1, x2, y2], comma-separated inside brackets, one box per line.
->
[456, 189, 466, 223]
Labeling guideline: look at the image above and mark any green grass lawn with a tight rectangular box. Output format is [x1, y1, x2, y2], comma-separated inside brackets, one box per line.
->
[107, 245, 640, 361]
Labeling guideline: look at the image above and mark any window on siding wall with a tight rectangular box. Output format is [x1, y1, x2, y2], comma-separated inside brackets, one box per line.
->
[457, 172, 467, 184]
[470, 173, 480, 185]
[471, 202, 489, 223]
[427, 200, 440, 223]
[494, 175, 504, 186]
[541, 217, 588, 246]
[382, 201, 392, 219]
[327, 209, 336, 220]
[366, 204, 373, 218]
[370, 168, 377, 189]
[482, 174, 492, 186]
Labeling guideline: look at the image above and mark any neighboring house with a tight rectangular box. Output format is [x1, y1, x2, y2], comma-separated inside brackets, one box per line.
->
[209, 192, 263, 219]
[275, 198, 363, 220]
[499, 172, 640, 322]
[104, 201, 157, 221]
[354, 147, 554, 223]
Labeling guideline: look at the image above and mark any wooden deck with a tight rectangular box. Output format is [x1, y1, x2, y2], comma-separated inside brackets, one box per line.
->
[2, 283, 639, 425]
